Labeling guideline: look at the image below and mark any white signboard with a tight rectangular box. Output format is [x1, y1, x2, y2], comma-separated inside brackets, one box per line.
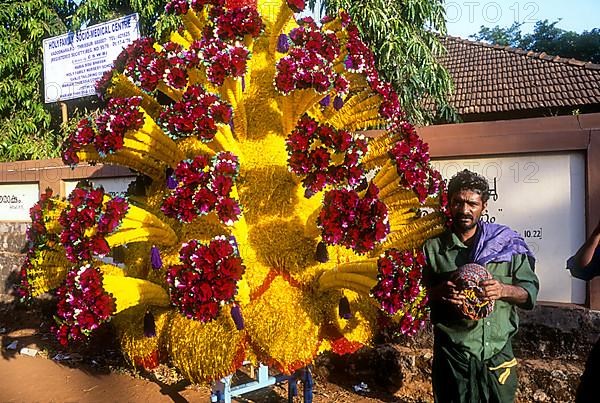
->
[432, 153, 586, 304]
[64, 177, 136, 199]
[43, 14, 140, 103]
[0, 184, 40, 222]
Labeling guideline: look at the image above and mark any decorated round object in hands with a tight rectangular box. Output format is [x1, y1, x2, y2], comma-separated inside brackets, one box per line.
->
[454, 263, 495, 320]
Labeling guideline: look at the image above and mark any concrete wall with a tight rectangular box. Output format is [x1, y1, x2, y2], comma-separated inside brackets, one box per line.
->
[0, 223, 27, 294]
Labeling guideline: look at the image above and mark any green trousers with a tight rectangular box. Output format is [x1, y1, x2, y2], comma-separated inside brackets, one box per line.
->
[432, 335, 518, 403]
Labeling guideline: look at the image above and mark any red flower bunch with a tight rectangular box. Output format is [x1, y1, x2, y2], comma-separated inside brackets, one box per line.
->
[173, 2, 261, 86]
[214, 5, 264, 41]
[439, 181, 452, 225]
[317, 184, 389, 254]
[274, 19, 342, 95]
[165, 0, 190, 14]
[225, 0, 257, 7]
[343, 24, 403, 120]
[15, 189, 60, 301]
[372, 79, 403, 120]
[53, 264, 116, 346]
[167, 0, 256, 15]
[395, 302, 429, 336]
[286, 0, 305, 12]
[191, 35, 251, 86]
[104, 3, 255, 94]
[161, 152, 241, 224]
[286, 115, 367, 197]
[111, 38, 196, 93]
[127, 52, 163, 92]
[191, 0, 226, 13]
[377, 296, 429, 337]
[388, 122, 443, 203]
[95, 97, 145, 153]
[344, 24, 376, 74]
[62, 119, 95, 166]
[166, 236, 246, 322]
[114, 38, 170, 93]
[59, 185, 129, 263]
[371, 249, 427, 316]
[25, 188, 58, 250]
[289, 19, 340, 62]
[96, 38, 156, 97]
[128, 40, 198, 91]
[162, 41, 198, 89]
[159, 84, 232, 140]
[62, 97, 144, 165]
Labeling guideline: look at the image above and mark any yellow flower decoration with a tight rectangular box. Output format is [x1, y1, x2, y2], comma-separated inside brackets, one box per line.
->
[21, 0, 448, 383]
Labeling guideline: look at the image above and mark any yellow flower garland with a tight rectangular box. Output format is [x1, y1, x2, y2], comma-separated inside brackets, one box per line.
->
[24, 0, 449, 384]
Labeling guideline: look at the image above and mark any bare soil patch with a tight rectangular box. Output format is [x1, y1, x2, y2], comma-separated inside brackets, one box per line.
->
[0, 297, 588, 402]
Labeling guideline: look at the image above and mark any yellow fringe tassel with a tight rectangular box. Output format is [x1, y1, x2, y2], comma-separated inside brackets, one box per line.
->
[76, 147, 164, 181]
[336, 259, 379, 275]
[318, 271, 377, 293]
[181, 9, 206, 40]
[106, 227, 177, 247]
[102, 275, 170, 314]
[378, 212, 445, 251]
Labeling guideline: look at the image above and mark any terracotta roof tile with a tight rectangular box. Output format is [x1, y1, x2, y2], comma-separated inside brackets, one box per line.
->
[435, 36, 600, 115]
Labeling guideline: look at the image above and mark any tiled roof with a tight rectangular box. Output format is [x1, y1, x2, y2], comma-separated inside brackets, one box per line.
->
[439, 36, 600, 115]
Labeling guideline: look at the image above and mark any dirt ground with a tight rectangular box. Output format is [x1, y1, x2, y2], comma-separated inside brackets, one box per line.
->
[0, 297, 590, 403]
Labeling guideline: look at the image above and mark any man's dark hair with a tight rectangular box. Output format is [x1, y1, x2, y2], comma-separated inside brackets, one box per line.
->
[447, 169, 490, 203]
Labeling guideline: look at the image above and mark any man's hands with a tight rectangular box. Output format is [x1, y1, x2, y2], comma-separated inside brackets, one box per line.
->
[428, 281, 465, 306]
[429, 279, 506, 305]
[429, 277, 529, 306]
[481, 279, 530, 305]
[479, 279, 505, 301]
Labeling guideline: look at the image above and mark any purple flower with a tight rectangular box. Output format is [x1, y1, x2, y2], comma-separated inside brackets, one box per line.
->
[277, 34, 290, 53]
[230, 304, 244, 330]
[344, 57, 354, 70]
[333, 96, 344, 110]
[319, 95, 331, 107]
[167, 175, 178, 190]
[150, 245, 163, 269]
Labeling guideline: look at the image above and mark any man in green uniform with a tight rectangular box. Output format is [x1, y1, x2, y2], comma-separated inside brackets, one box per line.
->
[423, 169, 539, 403]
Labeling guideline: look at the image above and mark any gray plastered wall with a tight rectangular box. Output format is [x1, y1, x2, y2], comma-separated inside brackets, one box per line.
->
[0, 223, 28, 294]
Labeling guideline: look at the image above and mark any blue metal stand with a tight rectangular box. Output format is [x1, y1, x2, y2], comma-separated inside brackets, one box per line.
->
[210, 363, 313, 403]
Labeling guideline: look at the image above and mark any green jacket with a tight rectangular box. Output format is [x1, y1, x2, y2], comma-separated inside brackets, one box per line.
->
[423, 229, 539, 361]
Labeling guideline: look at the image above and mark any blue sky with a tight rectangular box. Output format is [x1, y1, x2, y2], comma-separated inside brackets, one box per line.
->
[304, 1, 599, 39]
[446, 0, 600, 39]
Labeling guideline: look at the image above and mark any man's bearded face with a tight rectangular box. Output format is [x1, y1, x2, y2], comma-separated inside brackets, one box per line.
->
[449, 189, 487, 233]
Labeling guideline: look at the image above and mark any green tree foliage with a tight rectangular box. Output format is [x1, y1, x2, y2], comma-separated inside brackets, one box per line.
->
[0, 0, 173, 162]
[471, 20, 600, 64]
[310, 0, 457, 125]
[70, 0, 177, 40]
[470, 21, 522, 47]
[0, 0, 74, 161]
